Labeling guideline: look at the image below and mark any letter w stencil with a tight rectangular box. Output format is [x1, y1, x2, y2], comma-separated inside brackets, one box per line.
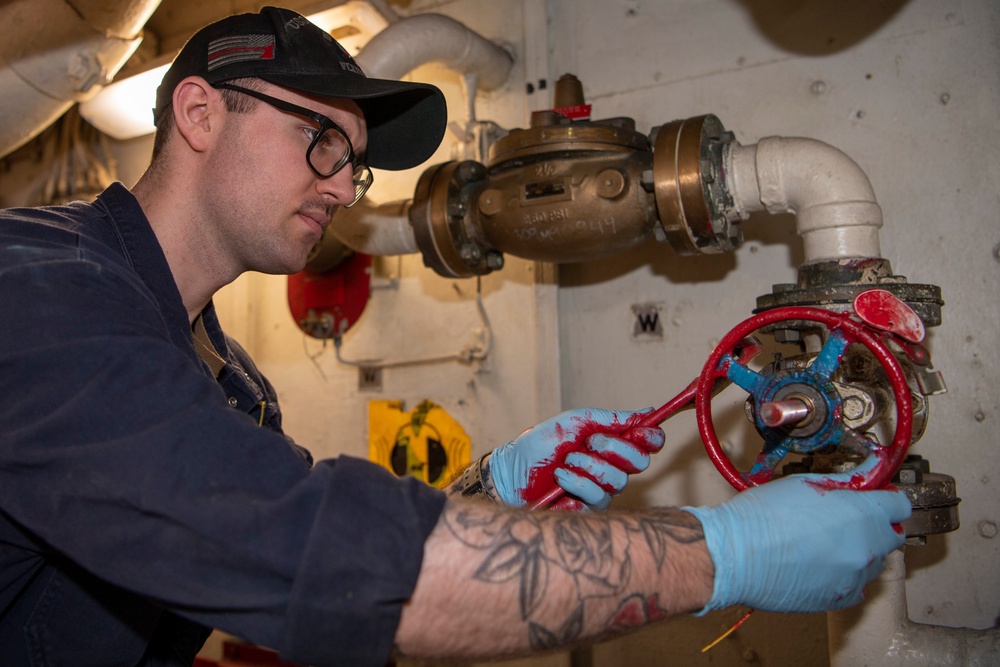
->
[631, 303, 664, 340]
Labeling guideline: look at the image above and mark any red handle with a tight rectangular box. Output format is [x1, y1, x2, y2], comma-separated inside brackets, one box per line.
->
[529, 337, 762, 510]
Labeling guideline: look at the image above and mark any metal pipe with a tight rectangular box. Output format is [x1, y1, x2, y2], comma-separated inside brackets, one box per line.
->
[727, 137, 884, 263]
[326, 199, 418, 257]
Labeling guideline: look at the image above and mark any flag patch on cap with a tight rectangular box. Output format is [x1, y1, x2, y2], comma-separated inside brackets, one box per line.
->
[207, 35, 275, 70]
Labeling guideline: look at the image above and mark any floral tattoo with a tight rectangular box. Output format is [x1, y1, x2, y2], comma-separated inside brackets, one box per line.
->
[442, 504, 704, 650]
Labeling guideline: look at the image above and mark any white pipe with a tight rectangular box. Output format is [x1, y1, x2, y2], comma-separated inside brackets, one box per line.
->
[0, 0, 160, 157]
[329, 13, 513, 257]
[726, 137, 883, 263]
[828, 550, 1000, 666]
[328, 200, 419, 257]
[355, 13, 513, 91]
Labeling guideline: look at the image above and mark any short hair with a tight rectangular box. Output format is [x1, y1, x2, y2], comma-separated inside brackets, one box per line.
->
[149, 77, 267, 164]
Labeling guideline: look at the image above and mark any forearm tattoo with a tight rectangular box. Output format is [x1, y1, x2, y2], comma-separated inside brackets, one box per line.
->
[442, 504, 705, 650]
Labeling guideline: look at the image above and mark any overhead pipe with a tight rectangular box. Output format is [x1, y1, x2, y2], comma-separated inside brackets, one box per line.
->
[0, 0, 161, 158]
[319, 13, 513, 262]
[354, 13, 513, 92]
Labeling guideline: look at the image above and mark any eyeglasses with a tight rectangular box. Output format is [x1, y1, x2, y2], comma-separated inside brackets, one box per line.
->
[215, 83, 373, 207]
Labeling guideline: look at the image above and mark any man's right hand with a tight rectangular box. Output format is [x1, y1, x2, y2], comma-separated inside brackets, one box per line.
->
[684, 456, 912, 614]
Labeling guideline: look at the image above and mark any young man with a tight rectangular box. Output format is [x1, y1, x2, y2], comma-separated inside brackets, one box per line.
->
[0, 6, 910, 666]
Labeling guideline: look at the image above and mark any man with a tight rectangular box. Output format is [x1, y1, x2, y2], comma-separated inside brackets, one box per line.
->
[0, 6, 910, 666]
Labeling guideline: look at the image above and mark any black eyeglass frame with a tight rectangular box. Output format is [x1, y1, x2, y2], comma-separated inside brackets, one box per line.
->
[214, 83, 373, 206]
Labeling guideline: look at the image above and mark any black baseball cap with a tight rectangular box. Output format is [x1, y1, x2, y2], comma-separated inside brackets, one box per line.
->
[154, 6, 447, 170]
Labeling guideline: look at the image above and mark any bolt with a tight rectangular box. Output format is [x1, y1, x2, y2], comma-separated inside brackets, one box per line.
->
[843, 396, 866, 420]
[978, 520, 998, 539]
[458, 161, 485, 182]
[485, 252, 504, 270]
[67, 51, 104, 93]
[459, 244, 482, 263]
[898, 467, 922, 485]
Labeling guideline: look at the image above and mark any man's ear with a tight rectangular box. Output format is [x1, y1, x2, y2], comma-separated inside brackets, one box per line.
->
[171, 76, 220, 152]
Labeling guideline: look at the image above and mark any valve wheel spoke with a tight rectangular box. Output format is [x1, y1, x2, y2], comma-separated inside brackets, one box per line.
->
[811, 329, 850, 382]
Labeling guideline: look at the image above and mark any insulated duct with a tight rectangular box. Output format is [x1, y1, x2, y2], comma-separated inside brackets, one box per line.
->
[355, 13, 513, 92]
[316, 12, 513, 265]
[0, 0, 161, 158]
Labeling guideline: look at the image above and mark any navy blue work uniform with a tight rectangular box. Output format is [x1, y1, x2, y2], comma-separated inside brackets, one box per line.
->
[0, 183, 446, 666]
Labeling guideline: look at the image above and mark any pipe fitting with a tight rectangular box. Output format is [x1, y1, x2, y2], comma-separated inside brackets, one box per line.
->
[727, 137, 883, 263]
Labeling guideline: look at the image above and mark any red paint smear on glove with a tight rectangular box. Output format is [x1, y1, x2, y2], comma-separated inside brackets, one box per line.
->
[520, 412, 649, 506]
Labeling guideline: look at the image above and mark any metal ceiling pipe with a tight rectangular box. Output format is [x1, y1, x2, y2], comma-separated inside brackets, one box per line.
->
[0, 0, 161, 158]
[726, 136, 884, 263]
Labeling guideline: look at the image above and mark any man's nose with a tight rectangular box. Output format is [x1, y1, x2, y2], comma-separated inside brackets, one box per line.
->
[316, 166, 356, 205]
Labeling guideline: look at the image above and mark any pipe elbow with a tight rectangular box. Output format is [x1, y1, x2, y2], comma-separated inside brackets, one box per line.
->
[357, 13, 513, 91]
[729, 136, 883, 262]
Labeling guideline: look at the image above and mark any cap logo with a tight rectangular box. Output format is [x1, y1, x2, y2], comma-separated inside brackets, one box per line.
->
[207, 35, 276, 71]
[339, 61, 364, 76]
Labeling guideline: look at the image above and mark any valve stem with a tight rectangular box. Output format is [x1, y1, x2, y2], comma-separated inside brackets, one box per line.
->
[760, 398, 811, 427]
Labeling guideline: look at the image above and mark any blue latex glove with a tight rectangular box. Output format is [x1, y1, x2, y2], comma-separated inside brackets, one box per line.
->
[684, 456, 912, 613]
[489, 408, 665, 511]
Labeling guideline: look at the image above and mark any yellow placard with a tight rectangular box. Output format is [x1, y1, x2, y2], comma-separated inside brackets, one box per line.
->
[368, 399, 471, 488]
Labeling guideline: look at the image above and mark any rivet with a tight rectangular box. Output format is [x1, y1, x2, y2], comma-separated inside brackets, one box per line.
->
[975, 411, 986, 422]
[228, 397, 239, 408]
[978, 520, 998, 539]
[940, 93, 950, 105]
[811, 80, 826, 95]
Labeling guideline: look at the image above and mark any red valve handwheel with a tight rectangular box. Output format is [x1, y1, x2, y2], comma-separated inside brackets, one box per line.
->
[695, 306, 914, 491]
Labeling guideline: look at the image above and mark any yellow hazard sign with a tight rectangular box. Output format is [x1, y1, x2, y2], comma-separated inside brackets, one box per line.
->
[368, 399, 471, 488]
